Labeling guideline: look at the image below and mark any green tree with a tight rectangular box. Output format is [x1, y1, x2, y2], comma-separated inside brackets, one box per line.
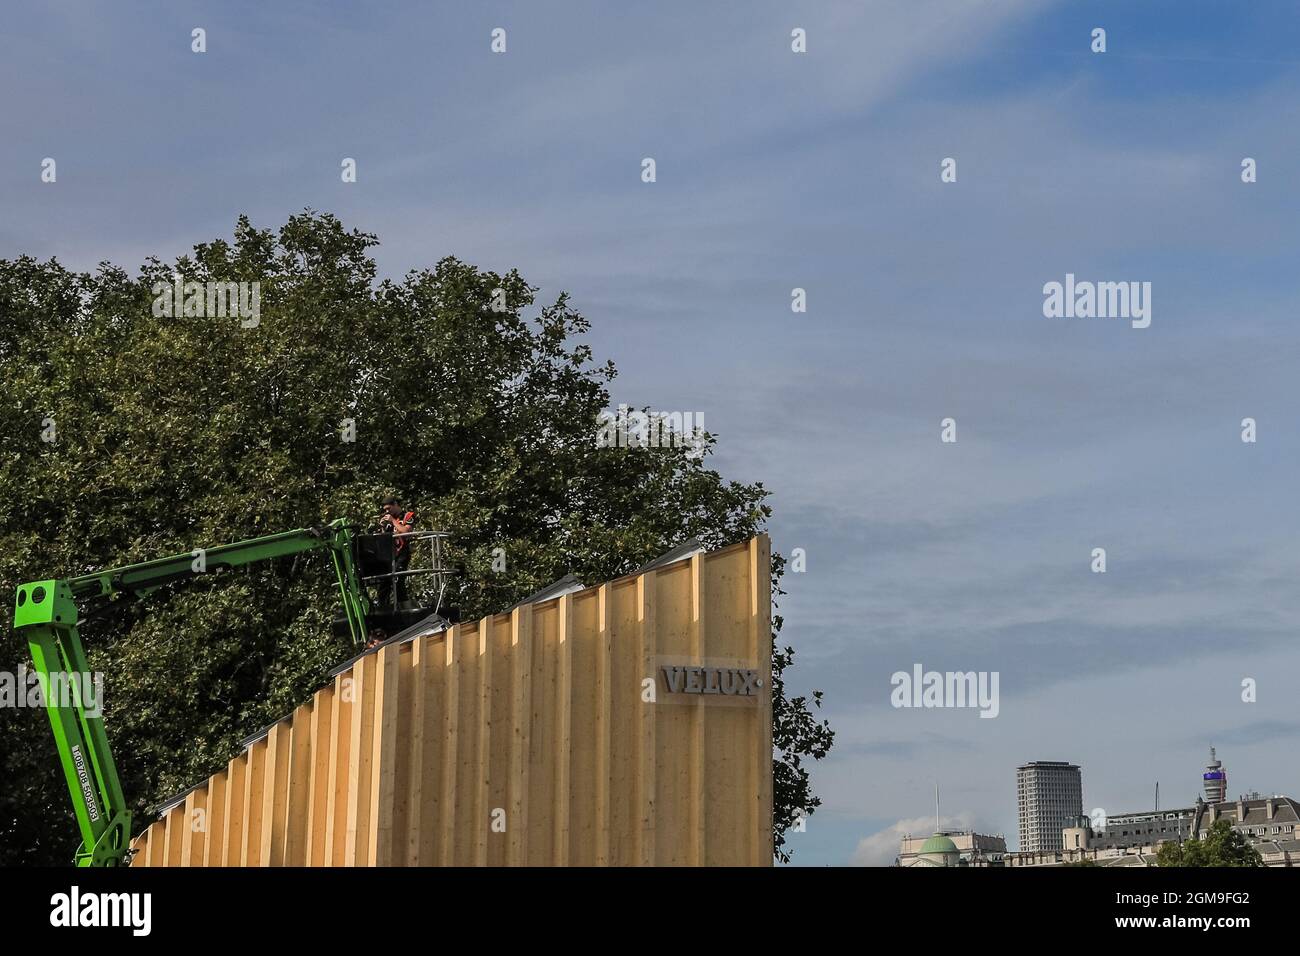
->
[0, 212, 833, 865]
[1156, 819, 1263, 867]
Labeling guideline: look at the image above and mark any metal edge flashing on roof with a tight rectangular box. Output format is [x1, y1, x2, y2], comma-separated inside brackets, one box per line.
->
[325, 612, 453, 679]
[151, 778, 207, 819]
[633, 538, 705, 575]
[507, 573, 586, 611]
[237, 712, 292, 754]
[387, 610, 454, 645]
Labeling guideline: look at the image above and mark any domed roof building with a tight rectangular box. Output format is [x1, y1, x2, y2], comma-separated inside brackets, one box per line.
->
[904, 833, 961, 867]
[894, 786, 1007, 866]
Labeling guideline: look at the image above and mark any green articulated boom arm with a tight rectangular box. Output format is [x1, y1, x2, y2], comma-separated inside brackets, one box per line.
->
[12, 518, 371, 867]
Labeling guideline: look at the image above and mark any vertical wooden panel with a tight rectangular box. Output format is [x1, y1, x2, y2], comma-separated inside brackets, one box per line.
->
[387, 643, 413, 865]
[261, 722, 290, 866]
[242, 738, 267, 867]
[486, 615, 512, 866]
[173, 809, 189, 865]
[527, 603, 557, 864]
[161, 807, 180, 866]
[595, 586, 612, 865]
[637, 571, 657, 866]
[284, 702, 313, 865]
[147, 820, 163, 866]
[508, 605, 532, 866]
[179, 794, 195, 866]
[203, 772, 226, 867]
[452, 623, 481, 864]
[474, 617, 493, 866]
[554, 594, 573, 864]
[327, 672, 353, 866]
[403, 638, 426, 865]
[654, 563, 685, 866]
[306, 684, 334, 867]
[223, 753, 247, 867]
[161, 816, 173, 866]
[416, 634, 447, 866]
[181, 787, 207, 866]
[345, 656, 377, 866]
[152, 820, 163, 866]
[702, 544, 753, 865]
[749, 535, 774, 864]
[370, 643, 400, 866]
[607, 580, 637, 865]
[566, 590, 599, 864]
[439, 625, 460, 865]
[689, 553, 707, 865]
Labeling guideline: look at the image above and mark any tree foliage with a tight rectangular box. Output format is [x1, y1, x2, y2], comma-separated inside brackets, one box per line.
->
[1155, 819, 1264, 867]
[0, 212, 833, 864]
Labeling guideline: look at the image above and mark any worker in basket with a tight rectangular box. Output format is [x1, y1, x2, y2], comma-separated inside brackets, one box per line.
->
[376, 496, 416, 609]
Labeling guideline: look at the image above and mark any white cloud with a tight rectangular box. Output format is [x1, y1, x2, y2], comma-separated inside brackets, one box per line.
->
[851, 813, 975, 866]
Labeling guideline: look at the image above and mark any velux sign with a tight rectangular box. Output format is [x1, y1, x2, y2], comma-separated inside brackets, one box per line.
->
[659, 664, 762, 699]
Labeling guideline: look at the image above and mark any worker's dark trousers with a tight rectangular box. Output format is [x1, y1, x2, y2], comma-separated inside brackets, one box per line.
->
[378, 551, 410, 608]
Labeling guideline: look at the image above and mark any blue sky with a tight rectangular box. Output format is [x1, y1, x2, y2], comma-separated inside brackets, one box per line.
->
[4, 2, 1300, 865]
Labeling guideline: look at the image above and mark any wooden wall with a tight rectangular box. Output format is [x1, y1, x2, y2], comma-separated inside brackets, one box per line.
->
[130, 535, 773, 866]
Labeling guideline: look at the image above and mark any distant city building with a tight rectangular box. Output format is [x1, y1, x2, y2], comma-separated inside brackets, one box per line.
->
[1008, 796, 1300, 867]
[1203, 747, 1227, 803]
[1017, 761, 1083, 852]
[1006, 747, 1300, 867]
[898, 830, 1007, 867]
[1195, 794, 1300, 847]
[899, 833, 961, 868]
[1093, 807, 1197, 850]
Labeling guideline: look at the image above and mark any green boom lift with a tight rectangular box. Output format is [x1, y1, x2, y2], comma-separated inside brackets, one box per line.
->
[13, 517, 447, 867]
